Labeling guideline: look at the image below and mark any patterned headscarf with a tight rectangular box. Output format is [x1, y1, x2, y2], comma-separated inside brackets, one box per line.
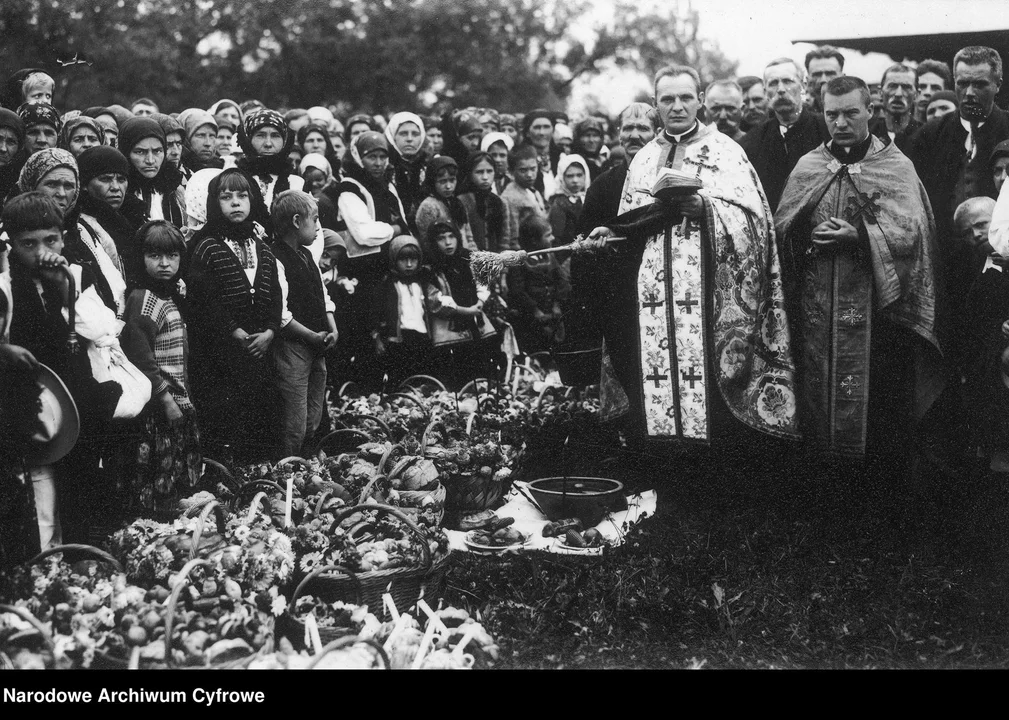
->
[241, 109, 287, 148]
[17, 102, 62, 134]
[59, 115, 105, 152]
[17, 147, 78, 195]
[349, 131, 389, 167]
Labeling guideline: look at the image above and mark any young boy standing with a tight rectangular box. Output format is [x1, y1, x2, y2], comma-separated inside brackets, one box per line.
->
[500, 145, 554, 252]
[271, 190, 338, 457]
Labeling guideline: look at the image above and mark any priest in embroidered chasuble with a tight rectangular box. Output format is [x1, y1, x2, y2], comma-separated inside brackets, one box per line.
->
[775, 76, 945, 459]
[592, 66, 800, 446]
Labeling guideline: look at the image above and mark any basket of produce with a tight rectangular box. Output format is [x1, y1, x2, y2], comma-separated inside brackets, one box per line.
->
[422, 417, 514, 518]
[161, 557, 275, 668]
[0, 602, 55, 669]
[306, 635, 390, 669]
[373, 443, 446, 525]
[293, 503, 451, 620]
[277, 564, 371, 650]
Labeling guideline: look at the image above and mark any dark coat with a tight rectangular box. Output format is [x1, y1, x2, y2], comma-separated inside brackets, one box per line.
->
[739, 110, 830, 211]
[868, 116, 922, 155]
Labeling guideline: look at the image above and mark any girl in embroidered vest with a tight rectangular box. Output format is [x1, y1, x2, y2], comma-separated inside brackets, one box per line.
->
[415, 155, 476, 251]
[423, 222, 498, 388]
[186, 168, 282, 461]
[120, 221, 202, 517]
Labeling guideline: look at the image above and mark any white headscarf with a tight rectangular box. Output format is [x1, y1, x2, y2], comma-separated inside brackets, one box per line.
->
[480, 131, 514, 154]
[299, 152, 334, 185]
[554, 154, 590, 202]
[384, 112, 427, 157]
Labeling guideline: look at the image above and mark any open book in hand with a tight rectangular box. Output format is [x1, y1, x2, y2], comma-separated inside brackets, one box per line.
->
[651, 167, 703, 201]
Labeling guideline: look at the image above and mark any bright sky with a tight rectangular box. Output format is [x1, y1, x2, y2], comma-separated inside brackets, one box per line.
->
[569, 0, 1009, 116]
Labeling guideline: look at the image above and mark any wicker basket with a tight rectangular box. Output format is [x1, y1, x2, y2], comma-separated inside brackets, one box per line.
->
[300, 504, 451, 620]
[306, 635, 390, 669]
[0, 603, 55, 669]
[443, 472, 507, 514]
[277, 563, 363, 650]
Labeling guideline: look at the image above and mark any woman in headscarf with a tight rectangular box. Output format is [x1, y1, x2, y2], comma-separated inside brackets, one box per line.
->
[344, 113, 377, 147]
[322, 131, 406, 386]
[59, 115, 105, 159]
[384, 111, 429, 231]
[297, 122, 341, 175]
[17, 148, 125, 316]
[517, 109, 560, 198]
[235, 108, 305, 230]
[439, 111, 484, 168]
[76, 145, 138, 288]
[207, 99, 243, 131]
[570, 116, 608, 181]
[176, 108, 223, 179]
[82, 107, 120, 148]
[116, 117, 187, 236]
[0, 108, 27, 201]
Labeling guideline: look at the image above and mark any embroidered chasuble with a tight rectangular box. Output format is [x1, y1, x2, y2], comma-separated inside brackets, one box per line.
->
[601, 123, 800, 443]
[776, 137, 944, 456]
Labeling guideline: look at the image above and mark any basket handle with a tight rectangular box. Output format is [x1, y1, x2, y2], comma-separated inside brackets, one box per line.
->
[458, 377, 493, 397]
[384, 392, 430, 422]
[276, 456, 310, 470]
[314, 490, 335, 517]
[201, 457, 238, 493]
[163, 557, 213, 668]
[307, 636, 390, 670]
[420, 418, 445, 457]
[313, 428, 372, 458]
[346, 413, 394, 439]
[0, 603, 55, 652]
[27, 544, 123, 573]
[190, 501, 228, 561]
[331, 504, 432, 573]
[399, 374, 447, 393]
[290, 564, 363, 606]
[244, 491, 274, 526]
[237, 479, 287, 497]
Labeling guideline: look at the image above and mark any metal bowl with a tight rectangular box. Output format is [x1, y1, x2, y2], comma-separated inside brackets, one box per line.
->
[526, 477, 626, 528]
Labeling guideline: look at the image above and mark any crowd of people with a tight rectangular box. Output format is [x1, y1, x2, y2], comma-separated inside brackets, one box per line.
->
[1, 40, 1008, 563]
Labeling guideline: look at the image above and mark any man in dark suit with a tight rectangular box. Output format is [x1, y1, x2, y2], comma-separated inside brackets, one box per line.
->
[908, 45, 1009, 319]
[739, 57, 830, 211]
[869, 63, 922, 153]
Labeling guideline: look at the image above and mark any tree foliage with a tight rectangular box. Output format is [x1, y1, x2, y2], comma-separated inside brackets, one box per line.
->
[1, 0, 736, 114]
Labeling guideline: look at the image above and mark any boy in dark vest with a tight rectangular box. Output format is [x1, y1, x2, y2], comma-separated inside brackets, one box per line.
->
[271, 190, 338, 457]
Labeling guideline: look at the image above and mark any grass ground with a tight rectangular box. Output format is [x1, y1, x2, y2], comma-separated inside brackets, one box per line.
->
[442, 426, 1009, 669]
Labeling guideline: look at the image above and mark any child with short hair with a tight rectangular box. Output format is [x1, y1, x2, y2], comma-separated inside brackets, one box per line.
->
[120, 221, 202, 516]
[271, 190, 338, 457]
[500, 144, 554, 252]
[423, 221, 497, 387]
[186, 168, 282, 460]
[507, 216, 569, 354]
[458, 152, 511, 253]
[372, 235, 431, 388]
[3, 192, 123, 546]
[548, 154, 589, 247]
[414, 155, 476, 250]
[22, 72, 55, 106]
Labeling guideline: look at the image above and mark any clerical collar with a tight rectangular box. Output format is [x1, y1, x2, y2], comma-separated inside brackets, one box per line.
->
[664, 122, 699, 143]
[828, 134, 873, 164]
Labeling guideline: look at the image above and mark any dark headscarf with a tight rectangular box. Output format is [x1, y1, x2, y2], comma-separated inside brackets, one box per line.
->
[297, 122, 341, 173]
[421, 155, 469, 231]
[17, 102, 62, 134]
[117, 117, 184, 226]
[344, 113, 378, 145]
[458, 150, 504, 244]
[324, 132, 403, 233]
[75, 146, 137, 261]
[0, 108, 27, 199]
[424, 221, 478, 307]
[4, 68, 44, 109]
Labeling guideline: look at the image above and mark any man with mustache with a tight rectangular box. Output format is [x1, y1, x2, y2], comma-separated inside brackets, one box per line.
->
[560, 103, 661, 385]
[703, 80, 745, 143]
[738, 76, 768, 133]
[909, 46, 1009, 323]
[584, 65, 800, 452]
[869, 64, 921, 153]
[740, 57, 830, 211]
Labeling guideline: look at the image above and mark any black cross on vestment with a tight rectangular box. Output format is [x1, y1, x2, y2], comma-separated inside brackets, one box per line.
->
[641, 293, 665, 315]
[646, 368, 669, 388]
[676, 291, 698, 314]
[684, 145, 718, 174]
[681, 367, 702, 388]
[845, 191, 882, 226]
